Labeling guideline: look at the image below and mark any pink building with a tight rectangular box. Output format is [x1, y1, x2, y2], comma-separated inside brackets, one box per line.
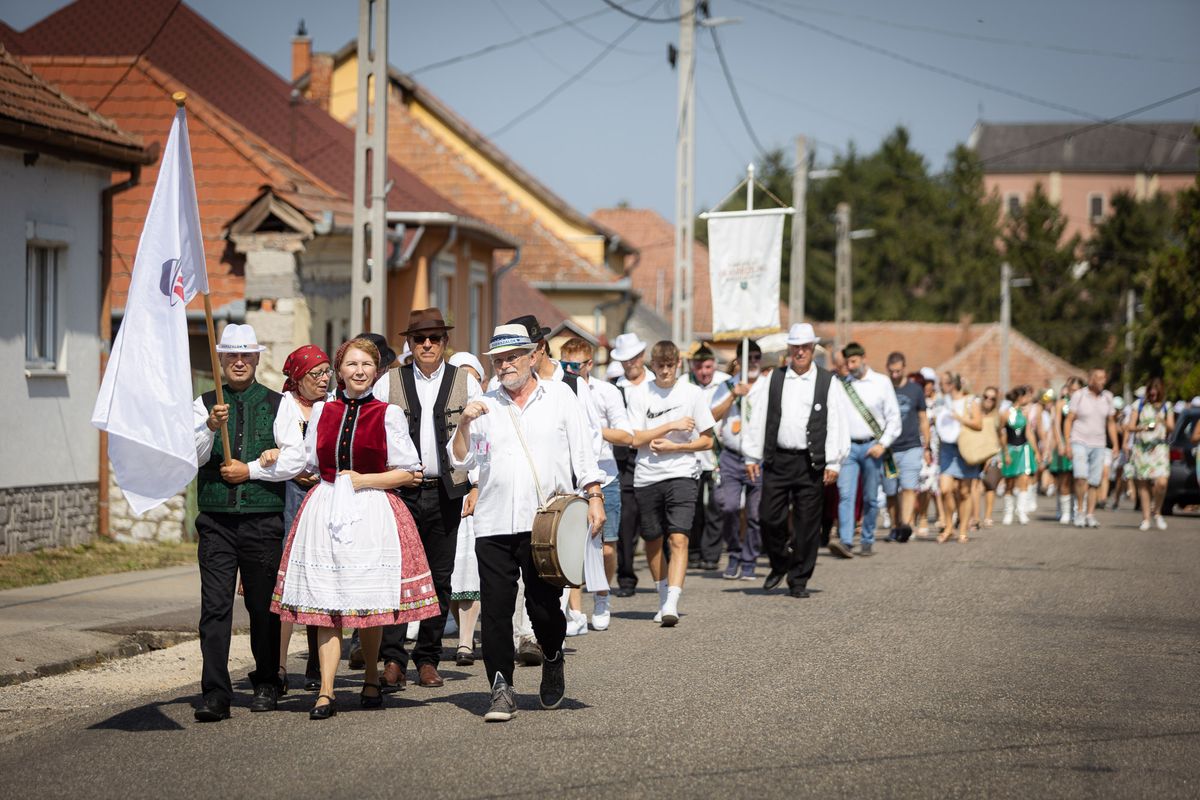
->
[971, 121, 1197, 244]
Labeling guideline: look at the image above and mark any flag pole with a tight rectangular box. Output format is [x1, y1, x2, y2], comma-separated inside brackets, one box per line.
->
[175, 91, 231, 466]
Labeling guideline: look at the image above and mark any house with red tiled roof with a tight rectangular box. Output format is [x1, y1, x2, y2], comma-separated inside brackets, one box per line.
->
[4, 0, 518, 367]
[295, 37, 638, 355]
[0, 44, 152, 551]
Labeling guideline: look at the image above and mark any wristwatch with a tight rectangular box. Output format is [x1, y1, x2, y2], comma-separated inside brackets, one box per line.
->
[586, 491, 603, 500]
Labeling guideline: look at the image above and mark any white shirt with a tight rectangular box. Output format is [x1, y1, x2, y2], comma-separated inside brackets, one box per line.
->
[448, 377, 605, 538]
[714, 377, 761, 453]
[626, 380, 717, 487]
[584, 376, 634, 481]
[843, 367, 902, 448]
[407, 361, 483, 477]
[302, 400, 422, 476]
[691, 370, 731, 471]
[935, 396, 968, 444]
[742, 365, 851, 474]
[192, 387, 306, 481]
[371, 369, 393, 403]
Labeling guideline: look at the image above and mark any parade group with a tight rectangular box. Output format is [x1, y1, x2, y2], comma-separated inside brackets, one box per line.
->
[190, 308, 1185, 724]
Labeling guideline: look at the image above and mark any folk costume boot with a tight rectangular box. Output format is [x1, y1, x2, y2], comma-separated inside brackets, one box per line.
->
[1002, 493, 1015, 526]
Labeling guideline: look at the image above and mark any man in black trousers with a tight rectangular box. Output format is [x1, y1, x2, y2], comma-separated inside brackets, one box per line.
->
[742, 324, 850, 598]
[608, 332, 650, 597]
[378, 309, 481, 691]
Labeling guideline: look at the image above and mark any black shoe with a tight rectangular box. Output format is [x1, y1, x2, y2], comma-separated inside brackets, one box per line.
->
[304, 671, 320, 692]
[896, 525, 913, 543]
[309, 694, 337, 720]
[613, 585, 636, 598]
[276, 668, 289, 697]
[762, 570, 786, 591]
[788, 587, 812, 598]
[249, 683, 278, 712]
[887, 528, 901, 543]
[687, 558, 701, 570]
[193, 694, 230, 722]
[700, 560, 720, 571]
[539, 651, 566, 710]
[485, 674, 517, 722]
[360, 682, 383, 709]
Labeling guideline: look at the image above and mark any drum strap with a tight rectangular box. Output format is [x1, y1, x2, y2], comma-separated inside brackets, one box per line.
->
[507, 405, 548, 510]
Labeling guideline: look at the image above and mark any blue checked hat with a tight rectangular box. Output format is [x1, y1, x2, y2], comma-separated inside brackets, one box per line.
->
[485, 324, 536, 356]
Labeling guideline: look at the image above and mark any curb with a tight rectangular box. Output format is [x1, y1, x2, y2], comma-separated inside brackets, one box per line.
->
[0, 630, 201, 688]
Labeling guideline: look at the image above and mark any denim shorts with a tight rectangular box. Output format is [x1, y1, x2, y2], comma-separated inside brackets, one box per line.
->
[1072, 443, 1106, 486]
[601, 480, 621, 543]
[938, 441, 981, 480]
[882, 446, 924, 494]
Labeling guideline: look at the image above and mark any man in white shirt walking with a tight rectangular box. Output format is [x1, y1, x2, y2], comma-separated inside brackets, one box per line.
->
[686, 344, 732, 570]
[835, 342, 902, 557]
[610, 332, 650, 597]
[626, 340, 716, 626]
[450, 324, 606, 722]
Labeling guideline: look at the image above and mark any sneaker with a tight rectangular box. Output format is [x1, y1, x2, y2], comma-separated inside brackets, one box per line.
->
[516, 637, 543, 667]
[539, 651, 565, 709]
[1059, 512, 1072, 525]
[738, 562, 757, 581]
[1016, 507, 1029, 525]
[1074, 516, 1087, 528]
[858, 543, 874, 557]
[1086, 515, 1099, 529]
[653, 607, 663, 624]
[565, 609, 588, 637]
[1139, 519, 1151, 531]
[660, 592, 679, 627]
[722, 555, 740, 580]
[484, 674, 517, 722]
[1154, 515, 1167, 531]
[591, 594, 611, 631]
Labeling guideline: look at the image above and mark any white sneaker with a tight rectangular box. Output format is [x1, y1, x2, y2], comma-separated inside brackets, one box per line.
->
[652, 608, 663, 624]
[1059, 511, 1072, 525]
[1074, 516, 1087, 528]
[1002, 495, 1014, 526]
[591, 595, 611, 631]
[1139, 519, 1151, 531]
[1154, 515, 1167, 531]
[565, 610, 588, 637]
[660, 594, 679, 627]
[1016, 505, 1030, 525]
[1086, 515, 1099, 529]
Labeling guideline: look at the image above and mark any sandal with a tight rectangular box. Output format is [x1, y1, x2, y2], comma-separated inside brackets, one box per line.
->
[958, 533, 969, 543]
[310, 694, 337, 720]
[360, 682, 383, 710]
[936, 530, 952, 544]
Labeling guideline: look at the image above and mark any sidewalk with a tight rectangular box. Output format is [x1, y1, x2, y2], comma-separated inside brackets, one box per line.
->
[0, 565, 247, 686]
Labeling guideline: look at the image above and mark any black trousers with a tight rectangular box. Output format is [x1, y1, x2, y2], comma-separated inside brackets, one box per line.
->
[196, 511, 283, 703]
[476, 532, 565, 687]
[380, 481, 462, 670]
[616, 457, 641, 590]
[759, 450, 825, 590]
[688, 469, 724, 562]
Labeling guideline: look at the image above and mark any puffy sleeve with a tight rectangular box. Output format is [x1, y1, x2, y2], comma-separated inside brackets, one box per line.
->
[302, 402, 324, 475]
[194, 396, 215, 466]
[384, 404, 423, 471]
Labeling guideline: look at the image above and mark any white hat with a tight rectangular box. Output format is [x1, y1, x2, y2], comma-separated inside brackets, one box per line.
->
[1191, 396, 1200, 408]
[1135, 385, 1146, 399]
[919, 366, 937, 383]
[484, 324, 536, 356]
[1174, 400, 1186, 414]
[449, 350, 485, 379]
[785, 323, 817, 346]
[215, 323, 266, 353]
[1113, 396, 1126, 411]
[605, 360, 623, 381]
[610, 332, 647, 362]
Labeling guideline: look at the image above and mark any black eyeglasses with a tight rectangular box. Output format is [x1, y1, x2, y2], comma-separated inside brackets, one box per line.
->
[409, 334, 444, 344]
[983, 394, 998, 401]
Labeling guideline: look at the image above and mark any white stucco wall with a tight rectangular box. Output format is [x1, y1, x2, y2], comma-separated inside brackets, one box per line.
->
[0, 147, 107, 489]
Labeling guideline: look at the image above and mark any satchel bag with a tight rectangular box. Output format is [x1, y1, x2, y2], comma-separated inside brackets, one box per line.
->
[958, 402, 1001, 466]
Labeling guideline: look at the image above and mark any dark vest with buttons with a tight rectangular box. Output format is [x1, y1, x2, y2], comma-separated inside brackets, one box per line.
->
[390, 363, 471, 499]
[763, 365, 833, 470]
[197, 382, 286, 514]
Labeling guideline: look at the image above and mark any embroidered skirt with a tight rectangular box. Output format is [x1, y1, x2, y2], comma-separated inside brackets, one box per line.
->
[271, 482, 438, 628]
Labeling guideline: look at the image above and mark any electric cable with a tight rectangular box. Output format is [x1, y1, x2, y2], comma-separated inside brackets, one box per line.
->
[599, 0, 689, 24]
[536, 0, 658, 56]
[93, 0, 182, 111]
[707, 24, 767, 157]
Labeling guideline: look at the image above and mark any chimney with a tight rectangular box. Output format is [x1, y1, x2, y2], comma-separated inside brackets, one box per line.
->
[291, 19, 311, 83]
[308, 53, 333, 113]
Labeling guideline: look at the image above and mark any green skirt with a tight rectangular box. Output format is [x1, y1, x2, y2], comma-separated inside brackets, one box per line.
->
[1047, 451, 1073, 474]
[1001, 444, 1038, 478]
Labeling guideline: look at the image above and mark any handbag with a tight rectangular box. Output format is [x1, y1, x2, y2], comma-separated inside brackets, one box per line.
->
[958, 400, 1001, 466]
[981, 459, 1003, 491]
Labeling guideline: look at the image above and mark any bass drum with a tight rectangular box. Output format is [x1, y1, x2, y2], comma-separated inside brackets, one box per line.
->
[531, 494, 589, 588]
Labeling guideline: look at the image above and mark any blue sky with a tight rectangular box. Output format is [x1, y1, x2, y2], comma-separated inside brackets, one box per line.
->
[4, 0, 1198, 220]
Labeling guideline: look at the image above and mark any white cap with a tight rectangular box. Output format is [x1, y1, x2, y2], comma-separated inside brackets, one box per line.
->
[785, 323, 817, 346]
[605, 360, 624, 381]
[448, 351, 484, 379]
[919, 366, 937, 382]
[215, 323, 266, 353]
[610, 332, 647, 362]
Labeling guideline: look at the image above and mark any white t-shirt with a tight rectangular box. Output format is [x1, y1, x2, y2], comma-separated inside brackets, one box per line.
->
[692, 370, 731, 471]
[626, 380, 716, 487]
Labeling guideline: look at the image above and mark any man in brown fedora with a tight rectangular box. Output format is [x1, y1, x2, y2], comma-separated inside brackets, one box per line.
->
[378, 308, 482, 691]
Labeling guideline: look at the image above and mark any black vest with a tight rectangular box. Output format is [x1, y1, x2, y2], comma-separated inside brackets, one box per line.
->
[398, 363, 471, 499]
[763, 365, 833, 470]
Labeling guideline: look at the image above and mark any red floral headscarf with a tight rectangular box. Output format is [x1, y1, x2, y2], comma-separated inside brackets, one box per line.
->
[282, 345, 330, 405]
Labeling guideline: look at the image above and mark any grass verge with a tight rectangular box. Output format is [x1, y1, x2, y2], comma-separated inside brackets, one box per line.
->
[0, 539, 198, 591]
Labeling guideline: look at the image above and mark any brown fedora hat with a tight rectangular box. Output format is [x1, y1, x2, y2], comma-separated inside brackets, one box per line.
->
[400, 308, 454, 336]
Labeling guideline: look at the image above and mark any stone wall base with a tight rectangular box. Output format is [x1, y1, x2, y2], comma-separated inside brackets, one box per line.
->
[0, 483, 98, 555]
[107, 467, 186, 544]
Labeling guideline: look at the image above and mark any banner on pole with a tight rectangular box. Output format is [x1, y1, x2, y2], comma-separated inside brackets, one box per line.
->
[92, 107, 207, 515]
[706, 211, 784, 339]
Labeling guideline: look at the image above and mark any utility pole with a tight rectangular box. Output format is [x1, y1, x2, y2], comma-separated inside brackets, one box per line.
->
[788, 135, 807, 324]
[834, 202, 851, 351]
[1124, 287, 1135, 403]
[1000, 261, 1012, 396]
[350, 0, 388, 335]
[672, 0, 696, 346]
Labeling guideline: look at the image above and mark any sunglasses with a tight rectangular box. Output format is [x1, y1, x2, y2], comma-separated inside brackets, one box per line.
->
[409, 334, 445, 344]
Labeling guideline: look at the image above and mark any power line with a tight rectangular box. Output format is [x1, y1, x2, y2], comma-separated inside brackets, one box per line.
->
[706, 25, 767, 157]
[93, 0, 182, 111]
[535, 0, 658, 56]
[599, 0, 689, 24]
[979, 85, 1200, 166]
[490, 0, 664, 138]
[409, 6, 614, 76]
[738, 0, 1189, 143]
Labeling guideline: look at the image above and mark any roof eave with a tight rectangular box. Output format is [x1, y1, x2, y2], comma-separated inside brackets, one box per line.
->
[0, 118, 156, 169]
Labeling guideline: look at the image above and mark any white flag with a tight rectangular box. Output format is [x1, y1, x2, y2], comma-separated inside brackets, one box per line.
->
[92, 107, 207, 515]
[707, 212, 784, 338]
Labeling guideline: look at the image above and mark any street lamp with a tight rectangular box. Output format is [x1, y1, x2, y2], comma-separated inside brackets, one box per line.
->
[1000, 262, 1032, 396]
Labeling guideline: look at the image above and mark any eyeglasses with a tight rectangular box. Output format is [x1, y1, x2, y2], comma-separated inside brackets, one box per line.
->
[491, 351, 529, 367]
[409, 334, 444, 345]
[983, 394, 998, 401]
[305, 367, 332, 380]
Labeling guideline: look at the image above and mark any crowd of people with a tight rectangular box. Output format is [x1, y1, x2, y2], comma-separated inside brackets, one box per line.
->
[188, 312, 1196, 725]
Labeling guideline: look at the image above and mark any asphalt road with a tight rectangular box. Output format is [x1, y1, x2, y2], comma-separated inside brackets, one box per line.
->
[1, 501, 1197, 799]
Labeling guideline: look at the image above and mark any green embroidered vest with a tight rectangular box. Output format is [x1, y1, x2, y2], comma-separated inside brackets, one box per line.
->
[197, 381, 286, 514]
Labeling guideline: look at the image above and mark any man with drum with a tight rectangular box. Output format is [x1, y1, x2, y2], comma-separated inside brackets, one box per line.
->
[450, 324, 606, 722]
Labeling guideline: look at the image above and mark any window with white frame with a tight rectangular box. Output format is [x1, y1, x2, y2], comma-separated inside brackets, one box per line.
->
[431, 256, 456, 325]
[469, 261, 488, 354]
[26, 244, 62, 368]
[1088, 193, 1105, 223]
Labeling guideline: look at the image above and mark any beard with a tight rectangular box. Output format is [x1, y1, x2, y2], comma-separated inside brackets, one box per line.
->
[850, 366, 866, 379]
[747, 367, 761, 379]
[500, 370, 530, 392]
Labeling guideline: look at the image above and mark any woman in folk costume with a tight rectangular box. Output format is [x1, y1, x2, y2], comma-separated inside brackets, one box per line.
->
[271, 337, 438, 719]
